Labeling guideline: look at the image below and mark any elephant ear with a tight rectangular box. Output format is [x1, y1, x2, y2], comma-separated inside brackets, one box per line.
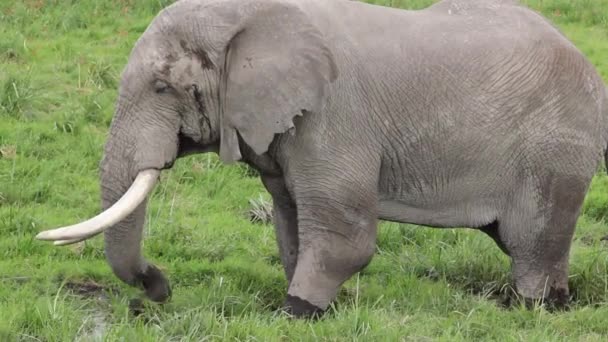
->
[219, 1, 338, 163]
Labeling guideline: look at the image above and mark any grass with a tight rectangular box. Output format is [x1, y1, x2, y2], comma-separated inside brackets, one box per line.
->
[1, 0, 608, 340]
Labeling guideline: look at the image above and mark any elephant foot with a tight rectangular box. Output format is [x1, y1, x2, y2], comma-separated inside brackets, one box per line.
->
[504, 285, 571, 311]
[524, 287, 570, 311]
[136, 264, 172, 303]
[545, 286, 571, 310]
[282, 294, 325, 319]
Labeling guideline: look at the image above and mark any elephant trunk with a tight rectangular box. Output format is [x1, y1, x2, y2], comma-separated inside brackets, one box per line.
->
[36, 104, 179, 302]
[100, 114, 177, 301]
[98, 131, 173, 301]
[99, 148, 153, 287]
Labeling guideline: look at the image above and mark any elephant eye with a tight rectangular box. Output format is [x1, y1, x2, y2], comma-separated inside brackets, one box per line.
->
[154, 80, 171, 94]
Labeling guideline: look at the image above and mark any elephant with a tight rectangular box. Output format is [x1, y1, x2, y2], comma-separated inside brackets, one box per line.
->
[36, 0, 608, 318]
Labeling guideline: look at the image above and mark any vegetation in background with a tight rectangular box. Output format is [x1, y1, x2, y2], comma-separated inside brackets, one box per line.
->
[1, 0, 608, 340]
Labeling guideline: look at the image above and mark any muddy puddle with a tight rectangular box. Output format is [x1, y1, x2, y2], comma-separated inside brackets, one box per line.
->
[65, 280, 114, 341]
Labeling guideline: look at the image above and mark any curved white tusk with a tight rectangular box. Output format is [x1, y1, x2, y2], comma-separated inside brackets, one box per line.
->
[35, 169, 160, 242]
[54, 237, 91, 246]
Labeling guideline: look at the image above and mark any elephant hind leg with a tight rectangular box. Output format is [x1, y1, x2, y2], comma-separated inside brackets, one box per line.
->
[495, 173, 590, 307]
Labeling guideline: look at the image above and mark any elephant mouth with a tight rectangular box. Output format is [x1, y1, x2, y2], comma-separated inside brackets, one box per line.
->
[176, 132, 218, 158]
[35, 169, 160, 245]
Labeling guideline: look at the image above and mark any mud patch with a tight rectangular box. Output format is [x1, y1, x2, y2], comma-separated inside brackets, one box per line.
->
[65, 280, 113, 297]
[64, 280, 114, 341]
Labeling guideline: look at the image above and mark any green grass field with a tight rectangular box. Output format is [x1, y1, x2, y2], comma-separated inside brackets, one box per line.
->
[2, 0, 608, 340]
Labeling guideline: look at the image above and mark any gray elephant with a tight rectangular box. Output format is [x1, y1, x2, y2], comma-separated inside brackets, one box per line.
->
[36, 0, 608, 318]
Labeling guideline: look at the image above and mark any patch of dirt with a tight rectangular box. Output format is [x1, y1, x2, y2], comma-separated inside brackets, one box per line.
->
[0, 145, 17, 159]
[64, 280, 115, 342]
[64, 280, 113, 298]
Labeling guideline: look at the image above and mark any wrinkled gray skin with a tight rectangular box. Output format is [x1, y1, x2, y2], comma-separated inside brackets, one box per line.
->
[99, 0, 608, 317]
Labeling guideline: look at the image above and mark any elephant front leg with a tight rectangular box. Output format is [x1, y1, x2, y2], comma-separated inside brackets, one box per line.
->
[262, 175, 299, 284]
[282, 170, 379, 318]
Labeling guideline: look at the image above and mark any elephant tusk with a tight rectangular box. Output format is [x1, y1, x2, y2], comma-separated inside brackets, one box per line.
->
[53, 237, 92, 246]
[35, 169, 160, 242]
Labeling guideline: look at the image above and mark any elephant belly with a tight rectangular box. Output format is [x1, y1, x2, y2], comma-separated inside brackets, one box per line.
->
[377, 152, 505, 229]
[377, 198, 499, 228]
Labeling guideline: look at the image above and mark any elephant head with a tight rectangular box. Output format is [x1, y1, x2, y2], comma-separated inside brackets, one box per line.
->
[36, 0, 337, 301]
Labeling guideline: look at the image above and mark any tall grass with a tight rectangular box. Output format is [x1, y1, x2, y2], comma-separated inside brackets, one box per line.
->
[0, 73, 38, 119]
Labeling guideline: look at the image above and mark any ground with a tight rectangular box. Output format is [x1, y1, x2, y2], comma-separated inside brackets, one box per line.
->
[1, 0, 608, 340]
